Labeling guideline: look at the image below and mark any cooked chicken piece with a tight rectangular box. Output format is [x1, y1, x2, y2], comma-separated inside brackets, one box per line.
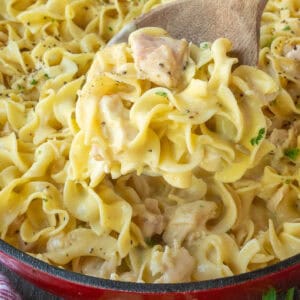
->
[269, 129, 289, 147]
[134, 198, 165, 238]
[163, 200, 217, 246]
[150, 246, 195, 283]
[286, 45, 300, 61]
[98, 95, 137, 153]
[129, 31, 189, 88]
[292, 120, 300, 135]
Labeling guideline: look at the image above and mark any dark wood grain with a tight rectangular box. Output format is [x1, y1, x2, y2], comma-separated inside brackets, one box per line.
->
[0, 263, 60, 300]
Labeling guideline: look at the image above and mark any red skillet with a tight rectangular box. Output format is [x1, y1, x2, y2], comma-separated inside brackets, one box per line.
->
[0, 239, 300, 299]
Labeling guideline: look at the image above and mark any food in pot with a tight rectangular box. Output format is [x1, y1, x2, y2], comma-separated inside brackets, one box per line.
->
[0, 0, 299, 283]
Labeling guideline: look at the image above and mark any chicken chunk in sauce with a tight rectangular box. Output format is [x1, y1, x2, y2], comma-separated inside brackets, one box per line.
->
[134, 198, 165, 238]
[98, 95, 137, 153]
[163, 201, 217, 246]
[150, 246, 195, 283]
[129, 29, 189, 88]
[269, 128, 289, 147]
[286, 45, 300, 61]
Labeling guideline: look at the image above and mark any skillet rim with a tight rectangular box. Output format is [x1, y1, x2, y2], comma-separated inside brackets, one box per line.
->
[0, 238, 299, 293]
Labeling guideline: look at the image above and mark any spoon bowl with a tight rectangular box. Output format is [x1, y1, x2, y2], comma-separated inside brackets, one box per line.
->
[109, 0, 268, 66]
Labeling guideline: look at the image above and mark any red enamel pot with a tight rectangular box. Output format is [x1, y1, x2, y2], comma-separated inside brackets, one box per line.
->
[0, 240, 299, 299]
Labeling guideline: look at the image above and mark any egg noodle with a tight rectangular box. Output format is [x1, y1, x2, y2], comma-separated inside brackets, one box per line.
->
[0, 0, 299, 283]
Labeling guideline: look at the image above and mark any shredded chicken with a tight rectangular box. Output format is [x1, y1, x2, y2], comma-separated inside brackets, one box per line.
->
[98, 95, 137, 153]
[269, 128, 289, 147]
[134, 198, 165, 238]
[286, 45, 300, 61]
[130, 31, 189, 88]
[163, 201, 217, 246]
[292, 120, 300, 135]
[150, 246, 195, 283]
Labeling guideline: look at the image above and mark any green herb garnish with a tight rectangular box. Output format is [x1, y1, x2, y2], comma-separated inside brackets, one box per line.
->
[44, 73, 50, 79]
[155, 91, 168, 98]
[283, 25, 291, 31]
[17, 84, 24, 90]
[262, 287, 296, 300]
[284, 148, 300, 160]
[250, 128, 265, 146]
[263, 288, 277, 300]
[286, 288, 295, 300]
[30, 79, 38, 85]
[108, 26, 113, 31]
[201, 42, 209, 49]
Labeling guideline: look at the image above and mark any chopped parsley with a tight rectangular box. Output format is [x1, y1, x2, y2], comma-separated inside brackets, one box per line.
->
[262, 287, 295, 300]
[44, 73, 50, 79]
[201, 42, 209, 49]
[284, 148, 300, 160]
[155, 91, 168, 98]
[286, 288, 295, 300]
[263, 288, 276, 300]
[17, 84, 24, 90]
[108, 26, 113, 31]
[250, 128, 265, 146]
[283, 25, 291, 31]
[30, 79, 38, 85]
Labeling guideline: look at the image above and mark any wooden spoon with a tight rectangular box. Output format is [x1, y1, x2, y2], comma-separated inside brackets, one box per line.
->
[108, 0, 268, 66]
